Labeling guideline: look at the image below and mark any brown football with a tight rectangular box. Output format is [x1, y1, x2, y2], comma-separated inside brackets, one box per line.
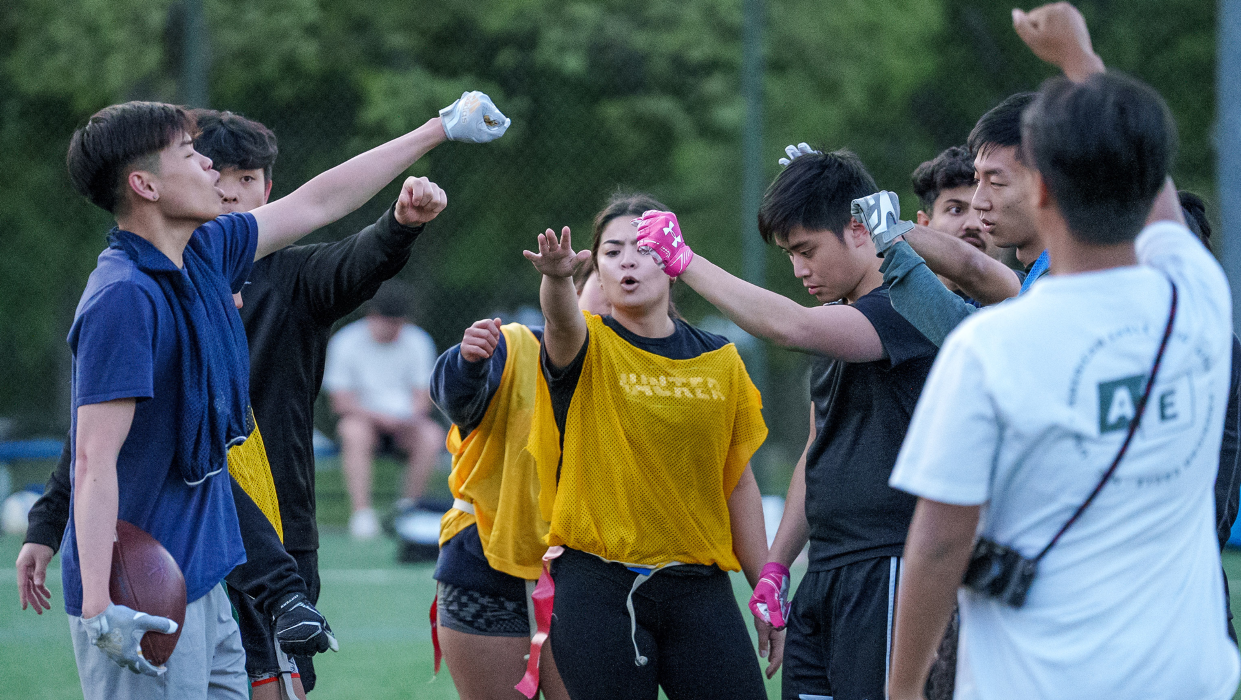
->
[108, 520, 186, 666]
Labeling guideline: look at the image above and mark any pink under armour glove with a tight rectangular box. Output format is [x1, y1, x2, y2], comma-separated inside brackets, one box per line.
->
[749, 562, 792, 629]
[634, 210, 695, 277]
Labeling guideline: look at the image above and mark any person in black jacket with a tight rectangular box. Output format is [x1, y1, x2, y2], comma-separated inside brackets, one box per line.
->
[15, 105, 486, 696]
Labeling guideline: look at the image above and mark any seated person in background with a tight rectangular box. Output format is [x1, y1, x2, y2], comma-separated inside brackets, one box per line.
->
[324, 281, 444, 540]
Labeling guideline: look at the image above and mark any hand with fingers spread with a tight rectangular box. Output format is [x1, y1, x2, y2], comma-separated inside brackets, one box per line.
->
[440, 91, 511, 143]
[81, 603, 179, 677]
[460, 318, 503, 363]
[16, 543, 54, 614]
[523, 227, 591, 279]
[634, 210, 694, 277]
[778, 142, 820, 168]
[394, 176, 448, 226]
[1013, 3, 1104, 82]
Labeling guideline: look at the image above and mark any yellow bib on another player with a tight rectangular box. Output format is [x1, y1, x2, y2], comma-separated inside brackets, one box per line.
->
[528, 312, 767, 570]
[227, 417, 284, 542]
[439, 323, 548, 581]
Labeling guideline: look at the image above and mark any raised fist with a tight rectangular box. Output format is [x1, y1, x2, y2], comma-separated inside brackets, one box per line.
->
[1013, 3, 1104, 82]
[440, 91, 511, 143]
[460, 318, 502, 363]
[395, 176, 447, 226]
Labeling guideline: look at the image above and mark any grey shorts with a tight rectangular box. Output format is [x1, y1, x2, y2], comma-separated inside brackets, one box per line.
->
[436, 581, 534, 637]
[69, 583, 248, 700]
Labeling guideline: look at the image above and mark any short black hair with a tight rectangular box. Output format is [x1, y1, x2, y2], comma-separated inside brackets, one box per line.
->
[1179, 190, 1211, 246]
[367, 280, 412, 318]
[757, 149, 878, 243]
[190, 109, 278, 182]
[968, 92, 1037, 160]
[1022, 72, 1176, 246]
[911, 145, 975, 213]
[66, 101, 196, 214]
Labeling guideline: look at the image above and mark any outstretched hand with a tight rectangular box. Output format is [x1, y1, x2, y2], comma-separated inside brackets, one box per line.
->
[523, 227, 590, 279]
[460, 318, 503, 362]
[394, 176, 447, 226]
[1013, 3, 1104, 82]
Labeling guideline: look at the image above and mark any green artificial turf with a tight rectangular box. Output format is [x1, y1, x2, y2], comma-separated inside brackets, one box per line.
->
[2, 474, 1239, 699]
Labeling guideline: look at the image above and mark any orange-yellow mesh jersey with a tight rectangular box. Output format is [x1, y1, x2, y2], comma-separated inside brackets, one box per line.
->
[528, 312, 767, 570]
[440, 323, 548, 580]
[227, 416, 284, 542]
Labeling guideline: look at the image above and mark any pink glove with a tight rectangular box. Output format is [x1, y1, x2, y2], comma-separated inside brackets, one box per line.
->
[634, 210, 694, 277]
[749, 562, 791, 629]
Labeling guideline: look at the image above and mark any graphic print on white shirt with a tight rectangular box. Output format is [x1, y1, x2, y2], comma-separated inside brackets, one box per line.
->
[889, 222, 1240, 700]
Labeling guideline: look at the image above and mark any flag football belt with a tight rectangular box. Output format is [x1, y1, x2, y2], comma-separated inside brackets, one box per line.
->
[516, 547, 685, 698]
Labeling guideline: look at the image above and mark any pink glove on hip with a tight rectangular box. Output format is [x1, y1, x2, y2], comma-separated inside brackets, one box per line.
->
[749, 562, 792, 629]
[634, 210, 694, 278]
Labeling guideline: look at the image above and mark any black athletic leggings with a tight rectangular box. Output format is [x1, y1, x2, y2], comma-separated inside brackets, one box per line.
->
[548, 547, 766, 700]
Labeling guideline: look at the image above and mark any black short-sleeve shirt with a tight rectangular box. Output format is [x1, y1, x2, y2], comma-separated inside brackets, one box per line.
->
[805, 284, 938, 571]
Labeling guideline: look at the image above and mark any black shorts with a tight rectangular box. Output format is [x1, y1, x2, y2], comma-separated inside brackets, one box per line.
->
[782, 556, 901, 700]
[548, 547, 766, 700]
[228, 549, 321, 691]
[434, 525, 533, 637]
[436, 582, 531, 636]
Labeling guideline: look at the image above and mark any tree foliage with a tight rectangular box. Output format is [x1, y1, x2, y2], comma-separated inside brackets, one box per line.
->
[0, 1, 1217, 473]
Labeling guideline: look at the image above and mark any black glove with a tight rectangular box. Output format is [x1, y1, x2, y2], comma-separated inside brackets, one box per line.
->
[272, 592, 339, 656]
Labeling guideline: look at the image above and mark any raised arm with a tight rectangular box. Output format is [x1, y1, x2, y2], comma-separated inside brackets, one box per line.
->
[898, 225, 1020, 305]
[524, 227, 591, 368]
[296, 177, 446, 323]
[1014, 3, 1186, 231]
[250, 121, 446, 260]
[250, 91, 506, 260]
[681, 256, 885, 361]
[1012, 3, 1105, 83]
[635, 211, 884, 361]
[881, 241, 980, 347]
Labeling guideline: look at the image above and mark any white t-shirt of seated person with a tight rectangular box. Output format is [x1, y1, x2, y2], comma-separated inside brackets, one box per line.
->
[890, 221, 1241, 700]
[323, 318, 437, 421]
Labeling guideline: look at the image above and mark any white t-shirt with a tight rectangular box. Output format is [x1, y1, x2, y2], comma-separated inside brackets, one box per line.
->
[322, 319, 437, 420]
[890, 222, 1240, 700]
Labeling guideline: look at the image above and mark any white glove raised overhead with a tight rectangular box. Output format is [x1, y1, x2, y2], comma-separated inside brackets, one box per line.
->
[81, 603, 179, 677]
[778, 142, 820, 168]
[439, 91, 511, 143]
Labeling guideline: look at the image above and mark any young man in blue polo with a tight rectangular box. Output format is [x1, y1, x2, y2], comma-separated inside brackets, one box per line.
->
[62, 94, 507, 698]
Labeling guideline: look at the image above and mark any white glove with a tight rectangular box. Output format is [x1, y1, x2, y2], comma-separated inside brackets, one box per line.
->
[851, 191, 915, 257]
[778, 142, 820, 167]
[81, 603, 178, 677]
[439, 91, 511, 143]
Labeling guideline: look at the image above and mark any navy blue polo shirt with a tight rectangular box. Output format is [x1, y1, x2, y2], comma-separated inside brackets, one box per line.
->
[61, 213, 257, 615]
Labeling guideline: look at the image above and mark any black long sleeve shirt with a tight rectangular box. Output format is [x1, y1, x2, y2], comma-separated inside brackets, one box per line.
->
[239, 204, 424, 551]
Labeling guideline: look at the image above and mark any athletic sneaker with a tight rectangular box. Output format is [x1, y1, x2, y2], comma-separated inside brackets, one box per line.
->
[349, 508, 380, 540]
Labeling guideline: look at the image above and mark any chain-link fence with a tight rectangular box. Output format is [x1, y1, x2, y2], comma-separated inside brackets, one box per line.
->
[0, 0, 1218, 494]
